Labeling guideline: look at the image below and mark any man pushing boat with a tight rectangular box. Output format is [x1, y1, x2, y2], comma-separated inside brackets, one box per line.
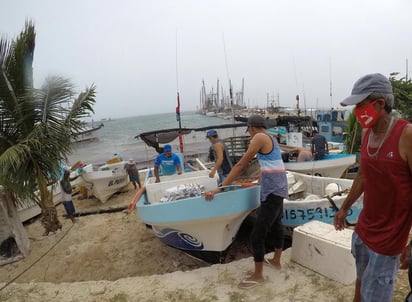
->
[204, 115, 288, 289]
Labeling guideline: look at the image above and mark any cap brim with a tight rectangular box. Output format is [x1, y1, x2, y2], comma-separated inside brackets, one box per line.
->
[340, 92, 371, 106]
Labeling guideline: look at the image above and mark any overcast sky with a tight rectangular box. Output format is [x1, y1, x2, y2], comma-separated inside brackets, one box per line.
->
[1, 0, 411, 119]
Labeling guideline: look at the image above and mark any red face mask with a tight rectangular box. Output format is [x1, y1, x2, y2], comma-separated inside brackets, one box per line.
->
[354, 100, 380, 128]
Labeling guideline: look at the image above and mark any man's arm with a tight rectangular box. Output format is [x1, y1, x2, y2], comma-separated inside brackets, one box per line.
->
[204, 133, 265, 200]
[222, 134, 264, 186]
[400, 240, 412, 270]
[174, 154, 182, 175]
[334, 165, 364, 230]
[154, 166, 160, 182]
[154, 155, 162, 182]
[176, 164, 182, 175]
[400, 124, 412, 174]
[334, 129, 367, 230]
[398, 124, 412, 268]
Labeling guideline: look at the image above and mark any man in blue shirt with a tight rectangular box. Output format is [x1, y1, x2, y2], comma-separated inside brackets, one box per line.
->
[154, 144, 182, 182]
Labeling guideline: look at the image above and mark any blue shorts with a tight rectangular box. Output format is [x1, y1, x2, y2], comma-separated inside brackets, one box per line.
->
[63, 200, 76, 216]
[351, 232, 400, 302]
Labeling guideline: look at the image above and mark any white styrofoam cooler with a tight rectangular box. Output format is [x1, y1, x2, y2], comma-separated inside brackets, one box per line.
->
[291, 220, 355, 285]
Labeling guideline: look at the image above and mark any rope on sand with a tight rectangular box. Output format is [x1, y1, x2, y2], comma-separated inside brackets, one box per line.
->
[0, 223, 75, 292]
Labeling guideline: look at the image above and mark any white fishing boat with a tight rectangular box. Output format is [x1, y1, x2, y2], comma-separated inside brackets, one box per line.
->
[17, 184, 63, 223]
[135, 167, 260, 263]
[282, 171, 363, 236]
[283, 153, 356, 178]
[77, 161, 129, 203]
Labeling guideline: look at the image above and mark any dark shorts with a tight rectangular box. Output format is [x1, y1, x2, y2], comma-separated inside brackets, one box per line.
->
[251, 194, 284, 262]
[130, 174, 140, 182]
[314, 151, 325, 160]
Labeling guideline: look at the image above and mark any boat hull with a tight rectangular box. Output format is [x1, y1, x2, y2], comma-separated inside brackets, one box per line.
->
[138, 186, 260, 252]
[72, 123, 103, 143]
[17, 184, 62, 223]
[136, 169, 261, 257]
[80, 169, 129, 203]
[282, 171, 363, 235]
[284, 153, 356, 178]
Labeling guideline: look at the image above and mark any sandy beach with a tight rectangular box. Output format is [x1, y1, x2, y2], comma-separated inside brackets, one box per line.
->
[0, 183, 410, 301]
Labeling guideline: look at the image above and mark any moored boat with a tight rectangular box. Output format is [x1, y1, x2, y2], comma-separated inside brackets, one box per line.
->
[72, 123, 103, 143]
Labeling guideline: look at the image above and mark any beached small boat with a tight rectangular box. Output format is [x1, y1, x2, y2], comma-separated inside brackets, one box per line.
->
[282, 171, 362, 236]
[17, 184, 63, 223]
[136, 169, 260, 263]
[283, 153, 356, 178]
[77, 161, 129, 203]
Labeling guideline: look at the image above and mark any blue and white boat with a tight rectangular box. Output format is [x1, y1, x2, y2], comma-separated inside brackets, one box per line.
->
[282, 171, 363, 235]
[136, 168, 260, 263]
[284, 153, 356, 178]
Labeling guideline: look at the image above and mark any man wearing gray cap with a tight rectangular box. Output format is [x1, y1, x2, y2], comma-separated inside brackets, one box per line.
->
[333, 73, 412, 302]
[204, 115, 288, 289]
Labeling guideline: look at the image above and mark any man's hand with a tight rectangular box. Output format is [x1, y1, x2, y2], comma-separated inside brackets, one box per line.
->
[400, 243, 412, 270]
[208, 169, 216, 178]
[204, 188, 222, 201]
[333, 209, 348, 231]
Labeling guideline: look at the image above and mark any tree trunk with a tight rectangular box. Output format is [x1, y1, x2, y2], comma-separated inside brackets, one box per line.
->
[37, 176, 62, 235]
[40, 205, 62, 235]
[0, 187, 30, 265]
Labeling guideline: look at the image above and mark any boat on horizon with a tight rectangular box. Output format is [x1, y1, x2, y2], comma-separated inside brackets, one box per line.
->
[72, 122, 104, 143]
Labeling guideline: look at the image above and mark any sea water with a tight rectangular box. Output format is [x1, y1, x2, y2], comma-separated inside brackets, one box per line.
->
[68, 112, 247, 169]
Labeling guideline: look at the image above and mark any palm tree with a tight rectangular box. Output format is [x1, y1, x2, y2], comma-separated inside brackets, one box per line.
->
[344, 111, 361, 154]
[0, 21, 96, 235]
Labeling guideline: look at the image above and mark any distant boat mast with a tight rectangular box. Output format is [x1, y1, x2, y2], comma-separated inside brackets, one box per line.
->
[175, 31, 184, 152]
[329, 57, 333, 109]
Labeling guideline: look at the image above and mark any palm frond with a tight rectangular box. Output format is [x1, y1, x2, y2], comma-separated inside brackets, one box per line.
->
[0, 21, 96, 214]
